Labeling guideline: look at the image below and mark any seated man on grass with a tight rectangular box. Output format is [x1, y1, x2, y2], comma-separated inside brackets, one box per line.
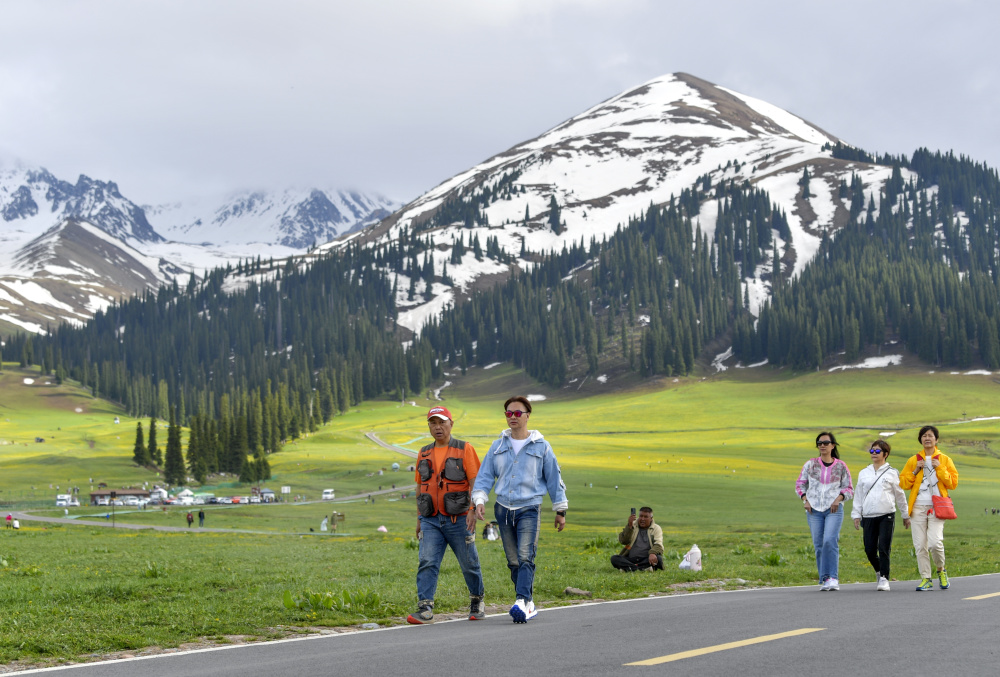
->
[611, 506, 664, 571]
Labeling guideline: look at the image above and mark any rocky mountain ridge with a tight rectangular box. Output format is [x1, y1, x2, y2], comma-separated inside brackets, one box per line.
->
[0, 164, 397, 333]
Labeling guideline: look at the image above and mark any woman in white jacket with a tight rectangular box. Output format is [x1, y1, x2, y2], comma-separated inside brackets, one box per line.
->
[852, 439, 911, 591]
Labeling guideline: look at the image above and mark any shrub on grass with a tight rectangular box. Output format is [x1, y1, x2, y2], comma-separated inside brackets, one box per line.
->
[582, 535, 616, 552]
[759, 552, 786, 566]
[142, 561, 167, 578]
[283, 588, 385, 617]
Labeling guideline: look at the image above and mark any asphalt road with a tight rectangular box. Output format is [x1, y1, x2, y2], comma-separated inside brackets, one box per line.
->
[13, 573, 1000, 676]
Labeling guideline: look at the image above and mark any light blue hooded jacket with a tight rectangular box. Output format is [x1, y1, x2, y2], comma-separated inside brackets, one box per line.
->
[471, 429, 568, 512]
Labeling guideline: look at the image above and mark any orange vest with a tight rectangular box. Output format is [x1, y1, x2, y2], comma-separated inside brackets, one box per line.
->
[416, 438, 475, 518]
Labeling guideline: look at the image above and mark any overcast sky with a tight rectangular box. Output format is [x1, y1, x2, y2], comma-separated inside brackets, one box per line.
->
[1, 0, 997, 207]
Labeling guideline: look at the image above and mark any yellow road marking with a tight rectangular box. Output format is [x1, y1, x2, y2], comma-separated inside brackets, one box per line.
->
[625, 628, 825, 666]
[964, 592, 1000, 600]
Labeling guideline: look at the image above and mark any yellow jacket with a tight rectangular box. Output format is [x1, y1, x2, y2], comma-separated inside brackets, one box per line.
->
[898, 448, 958, 516]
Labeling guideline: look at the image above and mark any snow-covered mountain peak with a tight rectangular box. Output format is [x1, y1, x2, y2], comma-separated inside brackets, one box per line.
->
[148, 187, 398, 249]
[339, 72, 900, 335]
[0, 165, 162, 244]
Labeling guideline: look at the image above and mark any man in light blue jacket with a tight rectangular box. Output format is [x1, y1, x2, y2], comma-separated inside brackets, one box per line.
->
[471, 395, 567, 623]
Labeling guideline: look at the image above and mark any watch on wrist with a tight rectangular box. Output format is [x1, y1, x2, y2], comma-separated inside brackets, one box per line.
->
[556, 510, 566, 517]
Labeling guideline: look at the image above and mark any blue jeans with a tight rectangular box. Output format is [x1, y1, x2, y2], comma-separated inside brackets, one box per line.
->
[495, 503, 541, 601]
[807, 507, 844, 582]
[416, 514, 484, 602]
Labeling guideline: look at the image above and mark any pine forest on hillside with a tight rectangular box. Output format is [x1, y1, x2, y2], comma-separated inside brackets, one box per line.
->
[5, 147, 1000, 485]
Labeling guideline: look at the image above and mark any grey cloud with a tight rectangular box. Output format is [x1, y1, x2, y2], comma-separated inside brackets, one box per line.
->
[1, 0, 997, 206]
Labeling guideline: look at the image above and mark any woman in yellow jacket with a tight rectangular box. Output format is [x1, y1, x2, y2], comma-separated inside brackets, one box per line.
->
[898, 425, 958, 591]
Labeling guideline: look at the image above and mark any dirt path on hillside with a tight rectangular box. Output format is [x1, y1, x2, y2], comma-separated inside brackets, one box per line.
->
[365, 431, 418, 458]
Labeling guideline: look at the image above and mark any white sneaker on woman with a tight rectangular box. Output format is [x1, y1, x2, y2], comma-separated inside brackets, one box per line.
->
[877, 576, 890, 591]
[826, 578, 840, 591]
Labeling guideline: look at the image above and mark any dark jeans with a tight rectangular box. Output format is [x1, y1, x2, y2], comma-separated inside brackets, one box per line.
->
[861, 513, 896, 579]
[611, 554, 664, 571]
[416, 514, 484, 602]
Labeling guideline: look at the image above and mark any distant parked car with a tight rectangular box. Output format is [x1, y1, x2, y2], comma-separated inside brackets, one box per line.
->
[249, 496, 261, 504]
[321, 489, 336, 500]
[217, 497, 232, 504]
[230, 497, 241, 504]
[111, 499, 124, 506]
[123, 497, 139, 506]
[69, 498, 80, 507]
[96, 497, 110, 506]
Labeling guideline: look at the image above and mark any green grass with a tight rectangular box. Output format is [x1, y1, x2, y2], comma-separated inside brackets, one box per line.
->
[2, 362, 1000, 665]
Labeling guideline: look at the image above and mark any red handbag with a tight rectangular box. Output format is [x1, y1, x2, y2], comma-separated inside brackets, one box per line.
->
[931, 495, 957, 520]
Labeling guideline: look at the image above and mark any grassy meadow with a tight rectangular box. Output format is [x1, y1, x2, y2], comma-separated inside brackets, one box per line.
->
[3, 362, 1000, 665]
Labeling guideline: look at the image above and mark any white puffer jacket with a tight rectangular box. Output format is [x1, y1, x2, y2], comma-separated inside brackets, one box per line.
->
[851, 464, 909, 519]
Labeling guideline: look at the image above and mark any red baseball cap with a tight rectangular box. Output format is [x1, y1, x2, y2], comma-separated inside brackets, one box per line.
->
[427, 406, 452, 421]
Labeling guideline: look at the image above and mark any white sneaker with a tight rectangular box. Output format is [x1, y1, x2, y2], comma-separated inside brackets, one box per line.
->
[826, 578, 840, 591]
[523, 599, 537, 621]
[877, 576, 890, 591]
[819, 579, 831, 591]
[509, 598, 527, 623]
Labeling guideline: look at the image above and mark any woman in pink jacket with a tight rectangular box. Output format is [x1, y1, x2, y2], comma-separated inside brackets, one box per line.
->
[796, 432, 854, 591]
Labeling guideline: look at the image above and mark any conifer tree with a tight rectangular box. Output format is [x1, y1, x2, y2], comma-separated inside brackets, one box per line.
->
[548, 196, 563, 234]
[148, 417, 161, 466]
[163, 408, 185, 485]
[132, 421, 148, 466]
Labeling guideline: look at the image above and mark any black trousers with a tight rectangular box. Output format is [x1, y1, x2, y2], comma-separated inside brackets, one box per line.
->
[861, 513, 896, 578]
[611, 554, 664, 571]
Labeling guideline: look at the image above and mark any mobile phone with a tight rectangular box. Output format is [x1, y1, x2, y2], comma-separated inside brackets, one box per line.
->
[631, 507, 636, 516]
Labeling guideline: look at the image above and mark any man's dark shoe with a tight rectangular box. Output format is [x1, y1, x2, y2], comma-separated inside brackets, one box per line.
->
[406, 600, 434, 624]
[469, 595, 485, 621]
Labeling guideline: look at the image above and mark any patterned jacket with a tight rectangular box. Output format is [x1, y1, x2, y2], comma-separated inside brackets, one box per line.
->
[796, 458, 854, 512]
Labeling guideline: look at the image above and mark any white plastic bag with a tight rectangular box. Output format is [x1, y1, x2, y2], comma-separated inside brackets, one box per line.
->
[679, 544, 701, 572]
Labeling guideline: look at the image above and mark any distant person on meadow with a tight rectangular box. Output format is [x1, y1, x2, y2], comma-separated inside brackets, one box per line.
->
[899, 425, 959, 591]
[406, 405, 485, 625]
[796, 432, 854, 591]
[186, 511, 194, 528]
[611, 507, 664, 571]
[5, 513, 11, 529]
[851, 439, 910, 591]
[471, 395, 568, 623]
[198, 508, 205, 528]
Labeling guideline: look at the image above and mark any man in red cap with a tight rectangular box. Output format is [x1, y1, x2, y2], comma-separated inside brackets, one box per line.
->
[407, 405, 485, 624]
